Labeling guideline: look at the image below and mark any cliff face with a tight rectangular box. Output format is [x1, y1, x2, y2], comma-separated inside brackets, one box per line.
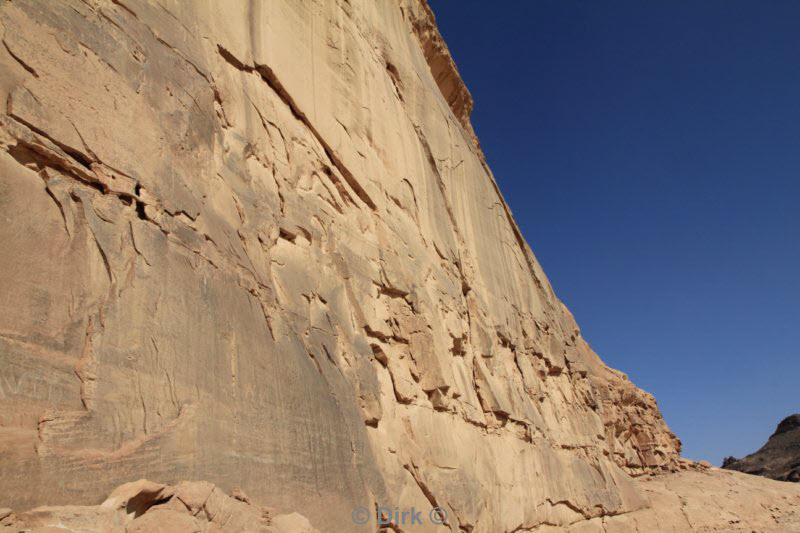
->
[723, 414, 800, 483]
[0, 1, 777, 531]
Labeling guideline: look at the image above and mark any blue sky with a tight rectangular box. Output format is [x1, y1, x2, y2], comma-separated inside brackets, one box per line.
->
[429, 0, 800, 465]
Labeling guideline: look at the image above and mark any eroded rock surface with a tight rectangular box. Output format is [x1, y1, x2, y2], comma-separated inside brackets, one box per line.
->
[0, 479, 318, 532]
[572, 469, 800, 532]
[4, 470, 800, 533]
[723, 414, 800, 482]
[0, 0, 796, 531]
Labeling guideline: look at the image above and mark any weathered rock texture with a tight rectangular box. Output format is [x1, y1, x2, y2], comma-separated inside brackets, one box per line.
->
[723, 414, 800, 483]
[570, 469, 800, 532]
[5, 471, 800, 533]
[1, 479, 319, 532]
[0, 0, 798, 531]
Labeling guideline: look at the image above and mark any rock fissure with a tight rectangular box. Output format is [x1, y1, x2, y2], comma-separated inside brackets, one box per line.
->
[2, 1, 799, 532]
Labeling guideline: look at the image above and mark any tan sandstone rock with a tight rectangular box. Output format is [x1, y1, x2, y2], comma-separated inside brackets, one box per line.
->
[0, 0, 796, 531]
[1, 479, 309, 532]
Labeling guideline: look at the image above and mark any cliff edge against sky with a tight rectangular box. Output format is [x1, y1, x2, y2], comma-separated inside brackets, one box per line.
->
[1, 1, 799, 531]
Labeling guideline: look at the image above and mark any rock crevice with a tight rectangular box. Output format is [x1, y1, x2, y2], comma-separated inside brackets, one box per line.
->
[1, 1, 798, 531]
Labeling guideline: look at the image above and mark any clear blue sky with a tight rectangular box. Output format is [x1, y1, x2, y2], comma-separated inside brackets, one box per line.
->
[429, 0, 799, 465]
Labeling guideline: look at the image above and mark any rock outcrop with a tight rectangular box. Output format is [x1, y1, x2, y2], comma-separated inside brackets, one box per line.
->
[5, 471, 800, 532]
[723, 414, 800, 482]
[590, 469, 800, 532]
[1, 479, 319, 532]
[0, 0, 798, 531]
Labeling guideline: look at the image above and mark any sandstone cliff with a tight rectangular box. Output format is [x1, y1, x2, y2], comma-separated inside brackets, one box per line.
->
[1, 1, 798, 532]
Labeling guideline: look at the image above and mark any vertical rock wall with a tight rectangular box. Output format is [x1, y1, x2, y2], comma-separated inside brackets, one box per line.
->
[0, 1, 679, 531]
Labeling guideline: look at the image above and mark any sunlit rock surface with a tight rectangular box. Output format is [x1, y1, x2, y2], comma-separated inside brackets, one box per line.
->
[1, 0, 798, 531]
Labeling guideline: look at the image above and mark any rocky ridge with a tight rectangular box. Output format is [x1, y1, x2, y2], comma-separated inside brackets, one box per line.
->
[0, 0, 798, 531]
[723, 414, 800, 483]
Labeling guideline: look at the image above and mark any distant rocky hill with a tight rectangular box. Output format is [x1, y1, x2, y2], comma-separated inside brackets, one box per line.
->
[723, 414, 800, 482]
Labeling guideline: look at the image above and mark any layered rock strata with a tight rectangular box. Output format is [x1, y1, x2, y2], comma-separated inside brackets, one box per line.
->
[1, 0, 796, 531]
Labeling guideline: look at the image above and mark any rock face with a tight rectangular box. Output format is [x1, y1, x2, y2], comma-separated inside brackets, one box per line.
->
[5, 471, 800, 533]
[595, 469, 800, 532]
[1, 479, 319, 532]
[723, 414, 800, 482]
[0, 1, 797, 531]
